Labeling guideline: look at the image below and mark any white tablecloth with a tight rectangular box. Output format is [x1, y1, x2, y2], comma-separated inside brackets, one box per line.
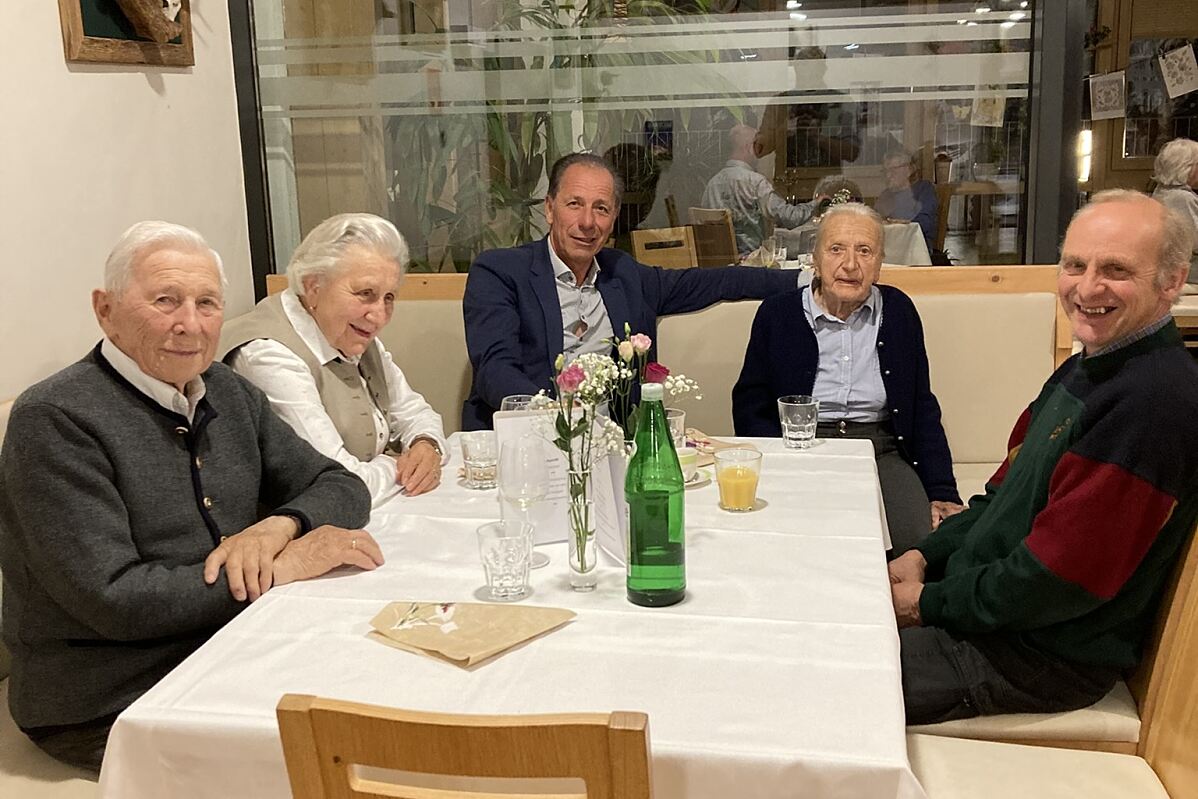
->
[775, 222, 931, 266]
[99, 437, 925, 799]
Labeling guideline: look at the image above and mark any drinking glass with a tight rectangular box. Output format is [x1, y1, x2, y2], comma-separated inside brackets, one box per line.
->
[714, 448, 763, 512]
[499, 435, 551, 569]
[777, 395, 819, 449]
[664, 408, 686, 449]
[761, 236, 778, 267]
[476, 520, 532, 601]
[500, 394, 535, 412]
[460, 431, 498, 489]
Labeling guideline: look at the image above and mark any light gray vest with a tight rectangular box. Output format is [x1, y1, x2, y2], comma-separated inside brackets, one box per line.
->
[218, 293, 395, 461]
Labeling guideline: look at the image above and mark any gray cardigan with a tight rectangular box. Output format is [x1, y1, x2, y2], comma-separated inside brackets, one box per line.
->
[0, 345, 371, 729]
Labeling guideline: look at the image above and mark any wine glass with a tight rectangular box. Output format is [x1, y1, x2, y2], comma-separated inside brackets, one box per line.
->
[498, 435, 551, 569]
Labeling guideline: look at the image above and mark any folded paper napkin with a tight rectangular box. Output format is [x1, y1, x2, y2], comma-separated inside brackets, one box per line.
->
[686, 428, 759, 468]
[368, 602, 575, 667]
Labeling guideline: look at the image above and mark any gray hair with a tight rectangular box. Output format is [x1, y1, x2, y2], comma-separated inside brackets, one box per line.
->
[1074, 189, 1194, 285]
[811, 203, 886, 293]
[814, 203, 886, 257]
[550, 152, 624, 208]
[883, 149, 916, 168]
[1153, 138, 1198, 187]
[104, 220, 226, 296]
[287, 213, 409, 297]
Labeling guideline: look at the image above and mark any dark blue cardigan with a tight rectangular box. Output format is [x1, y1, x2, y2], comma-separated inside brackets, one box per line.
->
[732, 284, 960, 503]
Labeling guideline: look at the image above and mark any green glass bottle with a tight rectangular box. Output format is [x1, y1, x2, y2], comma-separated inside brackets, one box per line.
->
[625, 382, 686, 607]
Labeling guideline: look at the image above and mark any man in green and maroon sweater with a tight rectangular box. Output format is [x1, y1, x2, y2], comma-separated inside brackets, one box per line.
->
[891, 190, 1198, 723]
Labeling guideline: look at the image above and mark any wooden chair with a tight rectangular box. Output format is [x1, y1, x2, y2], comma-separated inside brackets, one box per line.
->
[276, 694, 653, 799]
[909, 525, 1198, 798]
[686, 207, 737, 268]
[631, 227, 697, 269]
[266, 273, 288, 295]
[663, 194, 679, 228]
[933, 183, 955, 253]
[909, 524, 1198, 756]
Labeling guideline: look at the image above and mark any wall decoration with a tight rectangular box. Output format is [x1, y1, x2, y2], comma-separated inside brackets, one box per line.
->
[1089, 71, 1126, 121]
[57, 0, 193, 66]
[970, 90, 1005, 128]
[1159, 44, 1198, 100]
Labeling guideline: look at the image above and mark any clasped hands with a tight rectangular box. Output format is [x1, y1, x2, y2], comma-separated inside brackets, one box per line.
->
[202, 515, 384, 602]
[888, 549, 926, 629]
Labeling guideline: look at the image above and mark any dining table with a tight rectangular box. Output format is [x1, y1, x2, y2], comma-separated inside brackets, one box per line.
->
[98, 435, 926, 799]
[775, 221, 932, 266]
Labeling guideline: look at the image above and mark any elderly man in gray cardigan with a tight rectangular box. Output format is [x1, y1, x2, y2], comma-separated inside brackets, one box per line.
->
[0, 221, 379, 774]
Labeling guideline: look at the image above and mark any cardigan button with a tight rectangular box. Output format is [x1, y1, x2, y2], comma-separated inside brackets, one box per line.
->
[897, 436, 904, 441]
[174, 426, 188, 435]
[884, 370, 891, 375]
[203, 496, 214, 509]
[912, 461, 919, 466]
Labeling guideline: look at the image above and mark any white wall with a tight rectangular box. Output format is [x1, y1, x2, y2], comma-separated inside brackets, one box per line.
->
[0, 3, 252, 400]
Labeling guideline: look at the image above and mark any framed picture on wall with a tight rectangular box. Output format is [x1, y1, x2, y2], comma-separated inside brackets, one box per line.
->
[58, 0, 194, 67]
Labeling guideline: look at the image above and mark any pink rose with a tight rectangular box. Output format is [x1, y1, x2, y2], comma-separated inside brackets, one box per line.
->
[643, 362, 670, 383]
[556, 363, 585, 394]
[617, 340, 635, 362]
[629, 333, 652, 354]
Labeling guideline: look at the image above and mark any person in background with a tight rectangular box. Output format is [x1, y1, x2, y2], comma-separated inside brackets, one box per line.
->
[221, 213, 448, 505]
[701, 124, 817, 255]
[0, 221, 376, 772]
[875, 149, 938, 252]
[463, 152, 802, 430]
[733, 203, 961, 552]
[1150, 137, 1198, 283]
[891, 191, 1198, 724]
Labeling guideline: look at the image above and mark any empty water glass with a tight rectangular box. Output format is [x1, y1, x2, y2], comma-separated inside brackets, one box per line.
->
[500, 394, 534, 412]
[476, 520, 532, 601]
[778, 395, 819, 449]
[665, 408, 686, 449]
[460, 431, 498, 489]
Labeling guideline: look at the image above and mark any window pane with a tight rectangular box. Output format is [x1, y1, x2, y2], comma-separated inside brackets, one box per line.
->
[253, 1, 1034, 268]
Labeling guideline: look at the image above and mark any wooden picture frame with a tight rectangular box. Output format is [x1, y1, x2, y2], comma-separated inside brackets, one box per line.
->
[58, 0, 194, 67]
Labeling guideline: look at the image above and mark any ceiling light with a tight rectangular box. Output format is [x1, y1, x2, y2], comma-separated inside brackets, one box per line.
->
[789, 11, 806, 20]
[975, 6, 991, 13]
[844, 43, 859, 50]
[786, 0, 802, 8]
[966, 20, 979, 26]
[1009, 11, 1027, 20]
[1000, 20, 1016, 28]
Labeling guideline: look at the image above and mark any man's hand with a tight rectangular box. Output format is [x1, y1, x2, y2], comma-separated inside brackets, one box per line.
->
[892, 580, 924, 629]
[888, 548, 927, 586]
[930, 501, 965, 530]
[271, 526, 385, 587]
[203, 515, 299, 602]
[395, 439, 442, 496]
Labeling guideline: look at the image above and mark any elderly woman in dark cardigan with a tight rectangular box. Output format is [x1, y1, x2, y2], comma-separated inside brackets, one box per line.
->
[732, 204, 962, 552]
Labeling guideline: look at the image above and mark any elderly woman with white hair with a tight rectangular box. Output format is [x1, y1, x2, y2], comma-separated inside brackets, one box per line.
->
[220, 213, 447, 503]
[1151, 138, 1198, 282]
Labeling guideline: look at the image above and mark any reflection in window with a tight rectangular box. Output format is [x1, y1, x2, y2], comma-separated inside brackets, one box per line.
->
[253, 1, 1035, 269]
[1124, 38, 1198, 159]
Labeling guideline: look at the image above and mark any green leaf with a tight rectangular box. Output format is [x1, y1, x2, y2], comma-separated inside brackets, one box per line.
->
[556, 414, 572, 441]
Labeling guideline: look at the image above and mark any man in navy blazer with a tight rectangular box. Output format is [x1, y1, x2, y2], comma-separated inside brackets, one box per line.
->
[462, 152, 800, 430]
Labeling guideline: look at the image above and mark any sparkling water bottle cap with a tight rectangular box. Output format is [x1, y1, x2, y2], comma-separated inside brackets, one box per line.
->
[641, 382, 664, 401]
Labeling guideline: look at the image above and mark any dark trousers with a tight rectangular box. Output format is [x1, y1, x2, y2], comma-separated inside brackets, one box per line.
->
[900, 626, 1119, 725]
[21, 712, 117, 775]
[818, 420, 931, 553]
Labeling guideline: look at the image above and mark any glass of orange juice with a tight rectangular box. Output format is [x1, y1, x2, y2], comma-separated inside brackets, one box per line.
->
[714, 449, 763, 512]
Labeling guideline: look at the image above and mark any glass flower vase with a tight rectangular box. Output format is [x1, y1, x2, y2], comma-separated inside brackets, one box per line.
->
[566, 470, 597, 591]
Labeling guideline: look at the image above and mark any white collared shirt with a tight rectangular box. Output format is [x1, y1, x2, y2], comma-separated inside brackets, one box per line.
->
[101, 338, 206, 422]
[229, 289, 447, 506]
[548, 237, 614, 361]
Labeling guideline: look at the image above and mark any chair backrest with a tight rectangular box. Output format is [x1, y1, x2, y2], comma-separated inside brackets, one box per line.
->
[631, 227, 697, 269]
[1130, 524, 1198, 777]
[664, 194, 679, 228]
[933, 184, 955, 252]
[277, 694, 653, 799]
[1140, 526, 1198, 798]
[267, 273, 288, 295]
[686, 208, 737, 268]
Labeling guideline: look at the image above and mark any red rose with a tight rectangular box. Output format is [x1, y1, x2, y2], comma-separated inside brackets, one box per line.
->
[643, 362, 670, 383]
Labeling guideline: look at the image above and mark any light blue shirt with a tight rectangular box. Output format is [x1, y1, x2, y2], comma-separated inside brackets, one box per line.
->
[548, 237, 614, 361]
[801, 285, 889, 422]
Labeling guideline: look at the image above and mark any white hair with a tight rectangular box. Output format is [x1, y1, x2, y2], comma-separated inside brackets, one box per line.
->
[814, 203, 887, 257]
[104, 220, 225, 296]
[1073, 189, 1194, 285]
[287, 213, 410, 297]
[1152, 138, 1198, 187]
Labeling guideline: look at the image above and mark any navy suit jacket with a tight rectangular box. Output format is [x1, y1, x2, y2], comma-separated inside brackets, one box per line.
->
[462, 238, 797, 430]
[732, 284, 960, 503]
